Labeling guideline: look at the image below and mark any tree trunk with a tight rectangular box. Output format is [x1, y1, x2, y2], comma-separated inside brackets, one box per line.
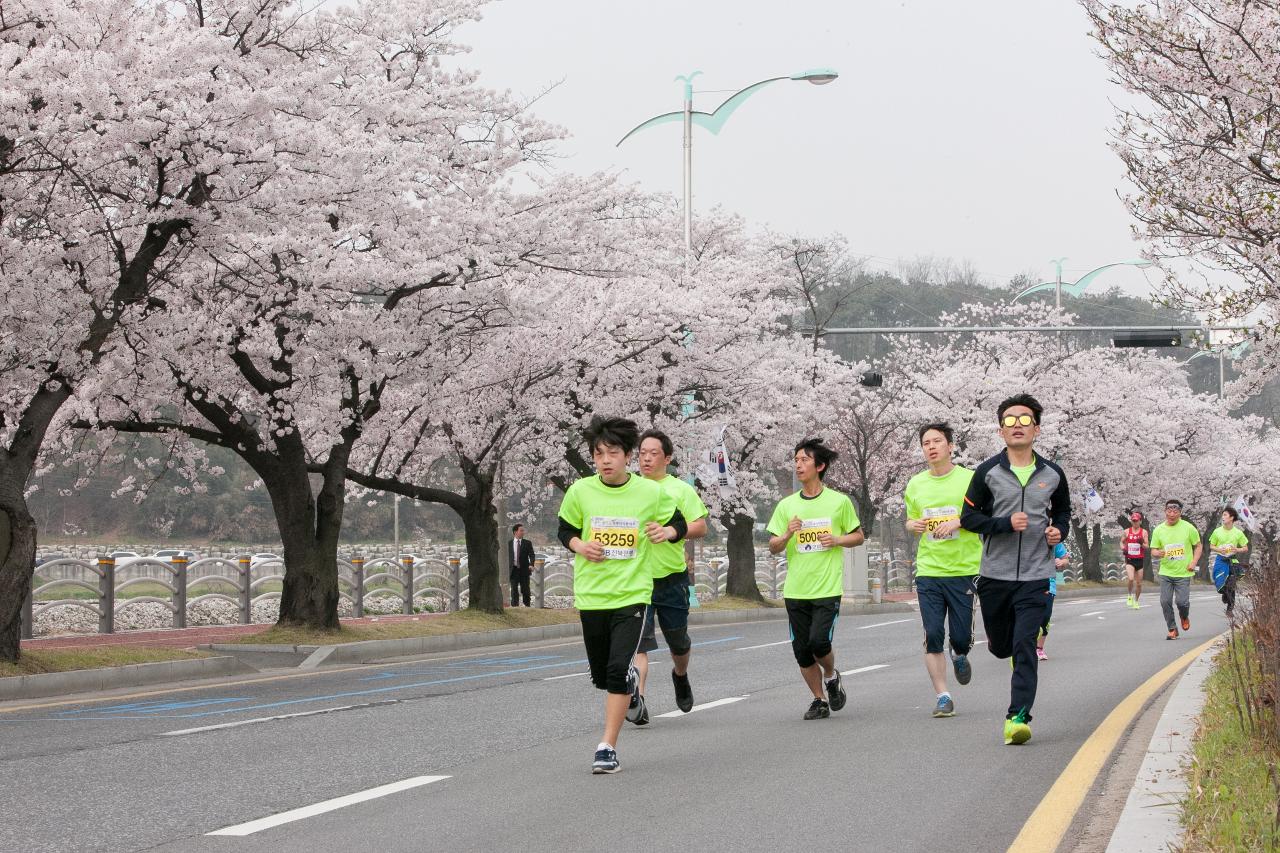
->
[1197, 512, 1215, 581]
[723, 511, 763, 602]
[0, 469, 37, 662]
[1073, 520, 1104, 582]
[851, 492, 878, 539]
[461, 461, 503, 614]
[0, 384, 73, 662]
[265, 464, 341, 630]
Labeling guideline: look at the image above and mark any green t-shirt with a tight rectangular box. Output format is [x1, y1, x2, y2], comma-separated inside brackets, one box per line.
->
[558, 474, 677, 610]
[650, 475, 708, 578]
[767, 487, 861, 600]
[1151, 519, 1201, 578]
[904, 466, 982, 577]
[1209, 526, 1248, 560]
[1012, 462, 1036, 487]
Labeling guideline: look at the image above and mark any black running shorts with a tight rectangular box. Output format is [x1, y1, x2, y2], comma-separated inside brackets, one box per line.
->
[785, 596, 841, 668]
[579, 604, 647, 694]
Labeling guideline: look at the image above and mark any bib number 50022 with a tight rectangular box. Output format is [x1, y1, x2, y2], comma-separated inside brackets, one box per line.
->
[796, 518, 833, 553]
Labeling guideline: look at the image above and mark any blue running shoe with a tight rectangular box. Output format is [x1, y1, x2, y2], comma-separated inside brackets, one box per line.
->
[933, 695, 956, 717]
[592, 747, 620, 774]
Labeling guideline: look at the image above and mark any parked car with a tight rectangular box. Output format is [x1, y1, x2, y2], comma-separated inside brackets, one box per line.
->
[250, 553, 282, 568]
[150, 548, 199, 562]
[34, 552, 68, 568]
[109, 550, 141, 567]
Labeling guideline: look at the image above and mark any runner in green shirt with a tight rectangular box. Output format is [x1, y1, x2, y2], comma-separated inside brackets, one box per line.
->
[1149, 499, 1203, 640]
[767, 438, 863, 720]
[1209, 506, 1249, 617]
[626, 429, 709, 725]
[903, 422, 982, 718]
[557, 417, 687, 774]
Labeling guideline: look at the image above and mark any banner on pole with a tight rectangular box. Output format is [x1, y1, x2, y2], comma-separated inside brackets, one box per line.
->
[1081, 478, 1104, 514]
[704, 425, 737, 499]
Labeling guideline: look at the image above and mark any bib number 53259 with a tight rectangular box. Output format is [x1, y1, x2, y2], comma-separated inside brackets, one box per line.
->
[589, 516, 639, 560]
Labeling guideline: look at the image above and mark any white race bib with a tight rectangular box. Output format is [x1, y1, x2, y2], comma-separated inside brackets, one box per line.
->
[589, 516, 639, 560]
[795, 517, 833, 553]
[1126, 542, 1142, 557]
[924, 506, 960, 541]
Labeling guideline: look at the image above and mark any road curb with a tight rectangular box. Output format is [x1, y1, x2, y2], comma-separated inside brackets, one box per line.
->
[0, 655, 255, 702]
[1104, 638, 1222, 852]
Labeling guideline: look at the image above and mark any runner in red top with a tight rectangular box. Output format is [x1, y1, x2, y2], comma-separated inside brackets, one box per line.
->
[1121, 512, 1148, 609]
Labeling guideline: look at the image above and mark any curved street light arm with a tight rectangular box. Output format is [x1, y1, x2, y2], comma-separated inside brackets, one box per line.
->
[616, 74, 796, 146]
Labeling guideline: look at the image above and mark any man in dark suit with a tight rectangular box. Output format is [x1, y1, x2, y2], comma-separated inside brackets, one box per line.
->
[509, 523, 536, 607]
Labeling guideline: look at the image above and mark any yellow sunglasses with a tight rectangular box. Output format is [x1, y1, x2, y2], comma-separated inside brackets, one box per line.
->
[1000, 414, 1036, 428]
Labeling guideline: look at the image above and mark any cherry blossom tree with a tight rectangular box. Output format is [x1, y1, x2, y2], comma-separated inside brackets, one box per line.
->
[73, 0, 632, 630]
[0, 0, 341, 658]
[346, 208, 823, 610]
[674, 235, 866, 601]
[1082, 0, 1280, 389]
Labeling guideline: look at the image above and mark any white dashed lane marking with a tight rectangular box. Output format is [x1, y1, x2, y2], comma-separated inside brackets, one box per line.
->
[207, 775, 450, 836]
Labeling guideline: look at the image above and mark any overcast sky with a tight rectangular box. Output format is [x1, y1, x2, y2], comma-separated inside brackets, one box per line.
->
[457, 0, 1158, 295]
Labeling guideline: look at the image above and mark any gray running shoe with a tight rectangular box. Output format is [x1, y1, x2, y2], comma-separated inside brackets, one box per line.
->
[951, 652, 972, 685]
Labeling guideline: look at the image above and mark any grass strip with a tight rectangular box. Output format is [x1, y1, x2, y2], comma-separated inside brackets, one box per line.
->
[1181, 636, 1279, 852]
[0, 647, 211, 678]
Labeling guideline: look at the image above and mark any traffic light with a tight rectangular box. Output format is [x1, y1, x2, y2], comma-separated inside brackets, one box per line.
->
[1112, 330, 1182, 348]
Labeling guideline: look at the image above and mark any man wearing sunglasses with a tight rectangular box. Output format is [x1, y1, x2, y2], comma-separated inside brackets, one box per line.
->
[960, 394, 1071, 745]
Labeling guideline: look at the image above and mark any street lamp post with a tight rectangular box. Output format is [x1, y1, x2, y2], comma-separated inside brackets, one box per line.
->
[617, 68, 839, 258]
[1185, 339, 1250, 399]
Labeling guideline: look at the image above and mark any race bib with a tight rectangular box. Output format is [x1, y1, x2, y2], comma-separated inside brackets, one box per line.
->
[796, 518, 833, 553]
[1163, 544, 1186, 561]
[1126, 542, 1142, 557]
[589, 516, 639, 560]
[924, 506, 960, 541]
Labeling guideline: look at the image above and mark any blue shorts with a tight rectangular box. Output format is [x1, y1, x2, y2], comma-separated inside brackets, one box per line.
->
[915, 575, 977, 655]
[638, 571, 692, 654]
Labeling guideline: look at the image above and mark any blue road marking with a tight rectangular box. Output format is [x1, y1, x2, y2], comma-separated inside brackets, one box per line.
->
[54, 698, 250, 717]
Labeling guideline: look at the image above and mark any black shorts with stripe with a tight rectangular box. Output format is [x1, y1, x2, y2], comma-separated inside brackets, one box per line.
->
[579, 603, 647, 694]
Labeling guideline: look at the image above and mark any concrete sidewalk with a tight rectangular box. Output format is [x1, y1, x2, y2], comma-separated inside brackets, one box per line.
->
[1104, 639, 1222, 852]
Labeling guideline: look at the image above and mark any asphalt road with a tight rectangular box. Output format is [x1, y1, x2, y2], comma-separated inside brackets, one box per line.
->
[1, 588, 1228, 853]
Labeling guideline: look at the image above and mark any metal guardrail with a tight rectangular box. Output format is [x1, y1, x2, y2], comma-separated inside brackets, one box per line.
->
[23, 554, 472, 638]
[25, 548, 822, 637]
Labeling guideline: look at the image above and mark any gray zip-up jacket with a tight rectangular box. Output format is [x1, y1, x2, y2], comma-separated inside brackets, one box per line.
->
[960, 450, 1071, 582]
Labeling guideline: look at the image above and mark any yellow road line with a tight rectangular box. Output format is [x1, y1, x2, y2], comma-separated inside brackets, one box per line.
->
[0, 636, 585, 715]
[1007, 634, 1221, 853]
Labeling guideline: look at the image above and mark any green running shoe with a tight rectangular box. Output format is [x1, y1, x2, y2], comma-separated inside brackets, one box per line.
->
[1003, 712, 1031, 745]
